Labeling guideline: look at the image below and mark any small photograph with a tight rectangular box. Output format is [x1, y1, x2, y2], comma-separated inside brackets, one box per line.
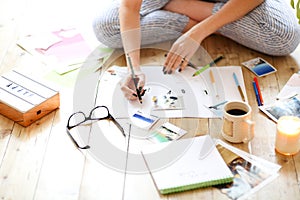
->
[215, 144, 275, 200]
[148, 122, 187, 143]
[259, 96, 300, 122]
[131, 111, 159, 130]
[151, 91, 184, 110]
[242, 57, 277, 77]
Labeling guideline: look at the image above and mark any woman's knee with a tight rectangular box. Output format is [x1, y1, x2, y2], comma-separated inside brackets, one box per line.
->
[92, 3, 122, 48]
[260, 25, 300, 56]
[92, 0, 171, 48]
[213, 0, 300, 56]
[251, 0, 300, 55]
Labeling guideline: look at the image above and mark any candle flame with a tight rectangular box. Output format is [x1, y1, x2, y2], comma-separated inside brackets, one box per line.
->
[278, 116, 300, 135]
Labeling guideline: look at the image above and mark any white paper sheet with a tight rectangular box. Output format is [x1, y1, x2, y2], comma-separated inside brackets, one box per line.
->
[276, 73, 300, 100]
[96, 65, 247, 119]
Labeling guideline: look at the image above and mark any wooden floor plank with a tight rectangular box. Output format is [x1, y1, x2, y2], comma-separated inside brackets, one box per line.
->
[0, 116, 14, 167]
[32, 77, 85, 199]
[33, 111, 85, 200]
[0, 114, 54, 200]
[0, 0, 27, 71]
[78, 156, 129, 200]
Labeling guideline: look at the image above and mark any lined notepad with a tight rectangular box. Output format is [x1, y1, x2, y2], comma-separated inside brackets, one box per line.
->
[142, 135, 234, 194]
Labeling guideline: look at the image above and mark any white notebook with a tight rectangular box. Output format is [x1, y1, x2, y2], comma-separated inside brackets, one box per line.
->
[141, 135, 234, 194]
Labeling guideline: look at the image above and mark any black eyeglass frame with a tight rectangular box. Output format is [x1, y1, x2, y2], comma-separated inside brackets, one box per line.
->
[66, 105, 125, 149]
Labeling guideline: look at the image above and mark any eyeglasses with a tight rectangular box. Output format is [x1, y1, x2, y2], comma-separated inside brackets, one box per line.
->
[66, 105, 125, 149]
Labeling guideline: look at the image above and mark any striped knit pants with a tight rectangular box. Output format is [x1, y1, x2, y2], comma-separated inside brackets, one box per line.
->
[93, 0, 300, 56]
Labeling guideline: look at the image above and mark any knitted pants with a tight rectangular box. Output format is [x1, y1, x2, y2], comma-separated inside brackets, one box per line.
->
[93, 0, 300, 56]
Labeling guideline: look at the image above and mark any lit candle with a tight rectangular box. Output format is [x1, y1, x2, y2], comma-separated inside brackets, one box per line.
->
[275, 116, 300, 155]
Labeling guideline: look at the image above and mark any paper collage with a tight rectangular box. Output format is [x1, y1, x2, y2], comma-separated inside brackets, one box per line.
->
[17, 28, 93, 74]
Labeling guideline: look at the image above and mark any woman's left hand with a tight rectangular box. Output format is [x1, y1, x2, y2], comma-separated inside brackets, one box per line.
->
[164, 34, 200, 74]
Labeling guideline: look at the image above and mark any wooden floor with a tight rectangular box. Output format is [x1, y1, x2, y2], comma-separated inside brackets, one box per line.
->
[1, 0, 300, 199]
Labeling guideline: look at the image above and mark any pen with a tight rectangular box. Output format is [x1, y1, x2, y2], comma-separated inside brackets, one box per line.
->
[253, 77, 264, 105]
[233, 72, 246, 101]
[192, 55, 223, 77]
[252, 81, 262, 106]
[187, 61, 197, 69]
[126, 54, 143, 104]
[208, 100, 228, 109]
[209, 69, 218, 97]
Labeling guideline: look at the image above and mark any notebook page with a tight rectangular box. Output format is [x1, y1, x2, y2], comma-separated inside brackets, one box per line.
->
[142, 135, 233, 194]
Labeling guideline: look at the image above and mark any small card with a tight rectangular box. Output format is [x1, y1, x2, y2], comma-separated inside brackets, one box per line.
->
[151, 94, 184, 110]
[259, 96, 300, 122]
[131, 111, 159, 130]
[242, 57, 277, 77]
[148, 122, 187, 143]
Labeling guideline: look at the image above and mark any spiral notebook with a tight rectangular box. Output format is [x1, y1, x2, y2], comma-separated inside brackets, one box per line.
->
[141, 135, 234, 194]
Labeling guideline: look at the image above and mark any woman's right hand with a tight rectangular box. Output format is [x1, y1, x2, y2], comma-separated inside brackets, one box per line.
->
[120, 71, 145, 101]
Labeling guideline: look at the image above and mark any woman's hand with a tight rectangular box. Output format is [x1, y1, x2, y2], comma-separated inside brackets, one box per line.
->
[120, 71, 145, 101]
[164, 34, 200, 74]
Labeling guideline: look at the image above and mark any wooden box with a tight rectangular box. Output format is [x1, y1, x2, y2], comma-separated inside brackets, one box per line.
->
[0, 69, 60, 127]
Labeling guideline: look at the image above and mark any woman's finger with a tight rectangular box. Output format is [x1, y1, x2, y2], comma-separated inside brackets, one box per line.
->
[169, 55, 183, 74]
[179, 57, 189, 72]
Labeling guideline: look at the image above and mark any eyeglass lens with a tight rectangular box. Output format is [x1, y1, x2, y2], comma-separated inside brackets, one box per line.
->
[68, 112, 86, 128]
[68, 106, 110, 128]
[90, 106, 109, 119]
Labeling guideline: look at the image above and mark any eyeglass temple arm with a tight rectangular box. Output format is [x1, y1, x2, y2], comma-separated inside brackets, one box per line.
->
[110, 115, 126, 137]
[66, 127, 90, 149]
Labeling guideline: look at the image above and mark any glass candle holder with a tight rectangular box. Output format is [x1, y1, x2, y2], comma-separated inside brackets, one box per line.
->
[275, 116, 300, 155]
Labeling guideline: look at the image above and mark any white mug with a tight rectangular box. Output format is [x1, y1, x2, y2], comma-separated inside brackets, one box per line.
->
[221, 101, 255, 143]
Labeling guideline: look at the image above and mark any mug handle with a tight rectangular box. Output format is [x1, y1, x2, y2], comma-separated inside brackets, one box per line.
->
[242, 119, 255, 143]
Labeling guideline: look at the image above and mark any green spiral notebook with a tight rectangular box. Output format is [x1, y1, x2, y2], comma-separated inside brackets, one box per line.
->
[141, 135, 234, 195]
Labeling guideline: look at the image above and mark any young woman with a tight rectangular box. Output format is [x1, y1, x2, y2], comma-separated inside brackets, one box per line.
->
[93, 0, 300, 101]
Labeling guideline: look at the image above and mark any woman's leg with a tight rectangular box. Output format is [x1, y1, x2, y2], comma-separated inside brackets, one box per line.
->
[93, 0, 300, 55]
[163, 0, 214, 22]
[212, 0, 300, 56]
[93, 0, 191, 48]
[163, 0, 300, 56]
